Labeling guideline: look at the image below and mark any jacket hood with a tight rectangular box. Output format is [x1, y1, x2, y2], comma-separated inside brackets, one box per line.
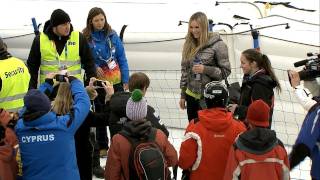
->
[0, 144, 14, 162]
[109, 92, 130, 116]
[0, 51, 11, 60]
[92, 29, 116, 41]
[43, 19, 74, 41]
[21, 111, 55, 127]
[236, 128, 278, 155]
[121, 119, 152, 138]
[22, 109, 49, 122]
[199, 32, 221, 50]
[198, 108, 233, 132]
[250, 70, 277, 89]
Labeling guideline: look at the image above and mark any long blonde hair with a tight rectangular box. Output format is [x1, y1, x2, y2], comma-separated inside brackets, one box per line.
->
[52, 83, 73, 115]
[182, 12, 209, 61]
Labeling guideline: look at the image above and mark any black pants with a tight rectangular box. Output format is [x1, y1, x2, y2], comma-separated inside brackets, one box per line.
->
[185, 94, 201, 122]
[96, 83, 124, 149]
[75, 125, 93, 180]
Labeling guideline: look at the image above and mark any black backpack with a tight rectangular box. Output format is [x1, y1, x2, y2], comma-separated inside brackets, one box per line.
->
[119, 128, 170, 180]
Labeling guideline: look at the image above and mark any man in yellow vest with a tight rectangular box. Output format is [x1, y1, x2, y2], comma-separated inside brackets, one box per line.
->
[27, 9, 96, 89]
[0, 37, 30, 112]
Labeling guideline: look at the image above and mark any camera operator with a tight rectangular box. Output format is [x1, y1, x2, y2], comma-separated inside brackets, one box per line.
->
[291, 52, 320, 100]
[288, 70, 317, 111]
[287, 70, 320, 180]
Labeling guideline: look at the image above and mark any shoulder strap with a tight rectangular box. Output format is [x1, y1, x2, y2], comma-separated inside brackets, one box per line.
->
[147, 128, 157, 142]
[118, 130, 138, 146]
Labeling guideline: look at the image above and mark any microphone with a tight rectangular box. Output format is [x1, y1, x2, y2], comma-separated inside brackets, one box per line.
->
[294, 59, 309, 67]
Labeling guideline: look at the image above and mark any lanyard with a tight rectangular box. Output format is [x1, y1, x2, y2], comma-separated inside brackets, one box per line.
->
[51, 41, 68, 69]
[92, 37, 115, 62]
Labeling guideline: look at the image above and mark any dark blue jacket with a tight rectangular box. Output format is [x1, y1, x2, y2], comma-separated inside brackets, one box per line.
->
[15, 79, 90, 180]
[293, 104, 320, 179]
[89, 30, 129, 84]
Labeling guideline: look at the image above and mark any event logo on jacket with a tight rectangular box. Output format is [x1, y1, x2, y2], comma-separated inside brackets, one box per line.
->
[21, 134, 55, 143]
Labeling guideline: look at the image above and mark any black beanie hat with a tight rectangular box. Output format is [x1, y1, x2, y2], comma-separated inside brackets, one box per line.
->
[50, 9, 71, 27]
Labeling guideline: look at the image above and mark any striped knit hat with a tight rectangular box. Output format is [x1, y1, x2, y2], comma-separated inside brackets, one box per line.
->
[126, 89, 147, 121]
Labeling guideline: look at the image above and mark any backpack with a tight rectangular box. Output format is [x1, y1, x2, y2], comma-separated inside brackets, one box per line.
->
[119, 128, 170, 180]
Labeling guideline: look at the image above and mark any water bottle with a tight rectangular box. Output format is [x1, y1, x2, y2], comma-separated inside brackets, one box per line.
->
[193, 57, 201, 81]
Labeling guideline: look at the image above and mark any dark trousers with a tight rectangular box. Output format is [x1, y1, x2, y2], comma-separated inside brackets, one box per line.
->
[96, 83, 124, 149]
[75, 126, 93, 180]
[91, 132, 101, 168]
[185, 94, 201, 122]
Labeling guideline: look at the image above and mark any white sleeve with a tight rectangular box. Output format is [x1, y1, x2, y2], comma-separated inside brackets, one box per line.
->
[294, 85, 317, 111]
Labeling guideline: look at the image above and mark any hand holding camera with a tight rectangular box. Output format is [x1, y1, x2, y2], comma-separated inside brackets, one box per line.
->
[287, 70, 301, 88]
[55, 74, 68, 82]
[45, 72, 69, 83]
[88, 78, 114, 102]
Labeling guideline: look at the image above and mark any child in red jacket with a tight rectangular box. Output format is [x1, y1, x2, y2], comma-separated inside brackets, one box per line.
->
[224, 100, 290, 180]
[179, 81, 246, 180]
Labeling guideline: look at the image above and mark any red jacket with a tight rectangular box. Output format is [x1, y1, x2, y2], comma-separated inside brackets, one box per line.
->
[179, 108, 246, 180]
[0, 142, 18, 180]
[105, 122, 177, 180]
[223, 128, 290, 180]
[0, 110, 18, 180]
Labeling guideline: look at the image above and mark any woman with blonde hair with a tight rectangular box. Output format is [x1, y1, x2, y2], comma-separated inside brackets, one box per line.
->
[52, 82, 73, 115]
[179, 11, 231, 121]
[52, 76, 114, 180]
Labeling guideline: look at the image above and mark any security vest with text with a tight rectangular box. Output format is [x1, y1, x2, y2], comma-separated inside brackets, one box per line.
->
[40, 31, 82, 83]
[0, 57, 30, 112]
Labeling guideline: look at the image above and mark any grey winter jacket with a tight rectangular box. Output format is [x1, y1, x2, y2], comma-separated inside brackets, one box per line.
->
[180, 32, 231, 98]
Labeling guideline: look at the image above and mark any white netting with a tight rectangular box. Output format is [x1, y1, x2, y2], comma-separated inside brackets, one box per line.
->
[130, 68, 313, 179]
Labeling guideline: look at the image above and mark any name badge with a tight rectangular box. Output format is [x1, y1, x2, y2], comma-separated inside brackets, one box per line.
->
[107, 59, 117, 70]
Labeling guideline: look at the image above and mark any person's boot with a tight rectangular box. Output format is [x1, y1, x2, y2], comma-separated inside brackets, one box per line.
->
[92, 165, 104, 179]
[91, 132, 105, 179]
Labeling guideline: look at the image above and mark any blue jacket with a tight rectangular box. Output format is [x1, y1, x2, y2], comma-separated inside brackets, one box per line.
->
[15, 79, 90, 180]
[295, 104, 320, 179]
[89, 30, 129, 84]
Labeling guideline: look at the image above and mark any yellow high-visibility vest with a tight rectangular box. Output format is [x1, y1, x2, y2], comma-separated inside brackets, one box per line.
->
[0, 57, 30, 112]
[39, 31, 82, 83]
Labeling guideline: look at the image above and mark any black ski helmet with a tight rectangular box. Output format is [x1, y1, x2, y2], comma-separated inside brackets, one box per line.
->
[203, 81, 229, 108]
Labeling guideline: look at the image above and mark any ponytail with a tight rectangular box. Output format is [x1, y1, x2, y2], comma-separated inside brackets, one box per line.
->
[261, 54, 281, 93]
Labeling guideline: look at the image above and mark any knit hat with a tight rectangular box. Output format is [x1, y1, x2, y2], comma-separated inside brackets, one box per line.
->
[24, 89, 51, 113]
[50, 9, 71, 27]
[246, 100, 270, 127]
[126, 89, 147, 121]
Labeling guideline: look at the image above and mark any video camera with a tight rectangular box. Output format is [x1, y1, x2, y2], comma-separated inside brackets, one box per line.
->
[294, 52, 320, 81]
